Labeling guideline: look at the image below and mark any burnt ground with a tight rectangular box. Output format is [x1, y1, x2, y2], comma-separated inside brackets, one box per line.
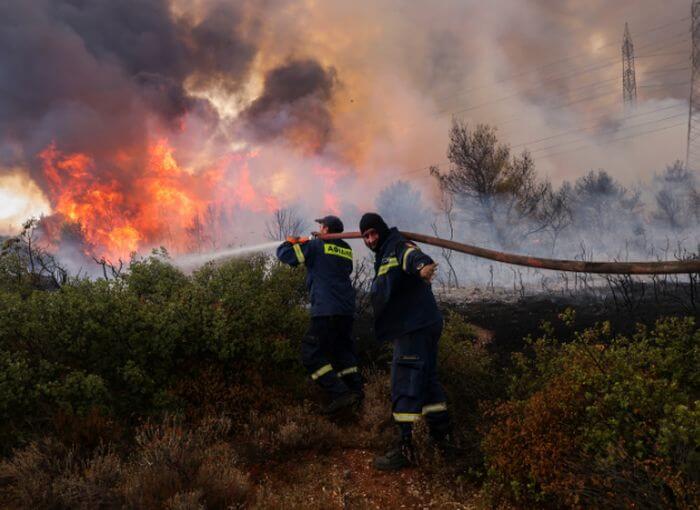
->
[353, 285, 697, 368]
[445, 288, 698, 363]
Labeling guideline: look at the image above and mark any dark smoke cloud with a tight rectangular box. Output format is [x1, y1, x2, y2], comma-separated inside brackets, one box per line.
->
[0, 0, 258, 181]
[241, 59, 337, 153]
[185, 1, 259, 91]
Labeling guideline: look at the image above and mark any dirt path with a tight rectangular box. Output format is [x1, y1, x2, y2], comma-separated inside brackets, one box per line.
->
[251, 448, 478, 509]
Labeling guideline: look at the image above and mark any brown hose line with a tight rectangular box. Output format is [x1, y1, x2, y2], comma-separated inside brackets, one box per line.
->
[318, 231, 700, 275]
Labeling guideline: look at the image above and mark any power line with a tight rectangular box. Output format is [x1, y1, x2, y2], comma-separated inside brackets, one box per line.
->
[632, 30, 690, 53]
[498, 92, 686, 142]
[444, 72, 620, 117]
[379, 102, 690, 187]
[642, 66, 689, 74]
[491, 63, 690, 136]
[637, 50, 690, 58]
[537, 120, 686, 159]
[509, 103, 686, 148]
[431, 16, 690, 110]
[366, 111, 688, 190]
[493, 90, 622, 132]
[639, 81, 691, 88]
[528, 111, 687, 155]
[443, 42, 689, 119]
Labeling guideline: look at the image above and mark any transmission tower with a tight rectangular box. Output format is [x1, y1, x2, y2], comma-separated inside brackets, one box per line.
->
[622, 22, 637, 112]
[686, 1, 700, 171]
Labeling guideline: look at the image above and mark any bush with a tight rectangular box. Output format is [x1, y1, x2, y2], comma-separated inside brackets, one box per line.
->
[0, 254, 308, 449]
[436, 312, 503, 472]
[0, 439, 122, 510]
[439, 312, 502, 416]
[0, 417, 249, 510]
[122, 416, 249, 509]
[237, 405, 344, 464]
[482, 316, 700, 508]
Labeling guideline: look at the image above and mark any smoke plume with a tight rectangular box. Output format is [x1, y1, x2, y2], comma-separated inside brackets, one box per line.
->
[241, 59, 337, 154]
[0, 0, 696, 272]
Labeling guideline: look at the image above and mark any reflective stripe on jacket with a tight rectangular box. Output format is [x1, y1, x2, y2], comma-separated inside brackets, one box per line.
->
[276, 238, 355, 317]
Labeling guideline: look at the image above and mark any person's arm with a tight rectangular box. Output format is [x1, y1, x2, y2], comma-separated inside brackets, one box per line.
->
[398, 242, 438, 283]
[276, 237, 313, 267]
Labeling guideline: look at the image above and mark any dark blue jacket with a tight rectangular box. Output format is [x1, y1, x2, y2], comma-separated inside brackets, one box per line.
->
[277, 238, 355, 317]
[370, 228, 442, 342]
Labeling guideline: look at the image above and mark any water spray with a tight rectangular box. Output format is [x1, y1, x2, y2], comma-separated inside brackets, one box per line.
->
[320, 231, 700, 275]
[174, 241, 279, 269]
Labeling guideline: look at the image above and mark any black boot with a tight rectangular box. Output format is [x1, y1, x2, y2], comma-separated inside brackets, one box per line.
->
[321, 391, 360, 416]
[373, 438, 414, 471]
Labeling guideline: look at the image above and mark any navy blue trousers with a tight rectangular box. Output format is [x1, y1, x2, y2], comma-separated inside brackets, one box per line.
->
[391, 321, 450, 440]
[302, 315, 363, 399]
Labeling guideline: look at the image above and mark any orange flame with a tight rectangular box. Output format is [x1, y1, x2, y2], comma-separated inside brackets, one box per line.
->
[37, 133, 354, 261]
[315, 165, 343, 215]
[39, 139, 284, 261]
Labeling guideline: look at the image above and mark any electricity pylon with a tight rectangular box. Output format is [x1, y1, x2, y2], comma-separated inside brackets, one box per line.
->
[686, 1, 700, 171]
[622, 22, 637, 113]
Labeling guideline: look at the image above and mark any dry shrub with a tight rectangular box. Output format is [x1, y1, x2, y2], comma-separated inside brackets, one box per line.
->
[51, 407, 124, 450]
[482, 317, 700, 509]
[195, 442, 250, 507]
[0, 439, 68, 508]
[52, 448, 123, 509]
[173, 363, 300, 423]
[122, 416, 249, 509]
[482, 374, 586, 507]
[163, 490, 204, 510]
[238, 404, 344, 463]
[354, 370, 393, 448]
[412, 419, 447, 469]
[236, 368, 397, 464]
[253, 484, 342, 509]
[0, 439, 122, 509]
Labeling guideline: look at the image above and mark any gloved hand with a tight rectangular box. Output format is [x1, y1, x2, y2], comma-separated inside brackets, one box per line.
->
[286, 236, 310, 244]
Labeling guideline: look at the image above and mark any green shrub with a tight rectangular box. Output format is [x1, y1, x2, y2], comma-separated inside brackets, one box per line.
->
[190, 255, 307, 365]
[0, 254, 308, 449]
[482, 316, 700, 508]
[439, 312, 502, 415]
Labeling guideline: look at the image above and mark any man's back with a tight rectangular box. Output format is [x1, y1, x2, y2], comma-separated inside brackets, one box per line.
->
[370, 228, 441, 342]
[277, 237, 355, 317]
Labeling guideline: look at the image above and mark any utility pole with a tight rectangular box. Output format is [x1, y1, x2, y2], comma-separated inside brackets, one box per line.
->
[622, 22, 637, 113]
[686, 1, 700, 171]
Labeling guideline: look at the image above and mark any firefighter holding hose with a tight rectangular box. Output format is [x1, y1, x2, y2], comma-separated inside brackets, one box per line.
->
[359, 212, 451, 471]
[276, 215, 363, 416]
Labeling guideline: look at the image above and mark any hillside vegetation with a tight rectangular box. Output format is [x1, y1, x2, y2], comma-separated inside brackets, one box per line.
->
[0, 242, 697, 508]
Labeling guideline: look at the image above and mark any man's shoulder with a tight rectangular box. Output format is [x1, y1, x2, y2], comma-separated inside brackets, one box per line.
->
[306, 237, 324, 250]
[334, 238, 352, 250]
[386, 231, 413, 257]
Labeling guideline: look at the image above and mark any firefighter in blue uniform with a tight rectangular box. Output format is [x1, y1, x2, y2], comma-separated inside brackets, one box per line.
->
[276, 215, 363, 415]
[359, 212, 451, 470]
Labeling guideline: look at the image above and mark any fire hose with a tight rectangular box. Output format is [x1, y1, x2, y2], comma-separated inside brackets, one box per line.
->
[318, 231, 700, 275]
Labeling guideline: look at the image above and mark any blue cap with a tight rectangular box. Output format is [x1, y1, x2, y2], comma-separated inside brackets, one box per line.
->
[315, 215, 344, 233]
